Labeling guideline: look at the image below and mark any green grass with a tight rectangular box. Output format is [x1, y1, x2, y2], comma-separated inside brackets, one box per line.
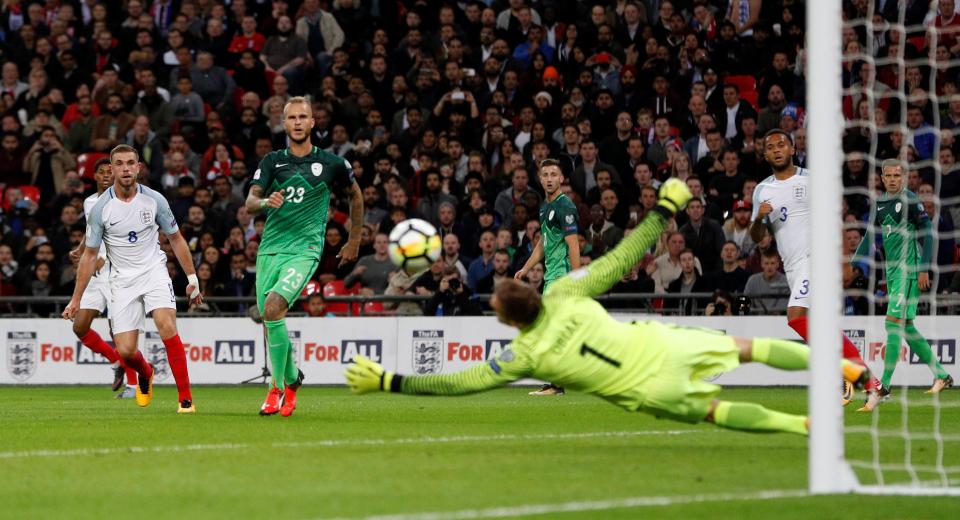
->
[0, 387, 957, 519]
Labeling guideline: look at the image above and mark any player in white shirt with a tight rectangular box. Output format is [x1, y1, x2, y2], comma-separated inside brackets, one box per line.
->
[749, 130, 881, 403]
[68, 158, 138, 398]
[64, 145, 203, 413]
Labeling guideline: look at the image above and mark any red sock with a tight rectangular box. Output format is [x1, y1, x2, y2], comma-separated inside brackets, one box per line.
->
[163, 335, 192, 401]
[79, 330, 120, 364]
[787, 316, 810, 341]
[124, 350, 153, 382]
[125, 366, 137, 385]
[789, 316, 880, 390]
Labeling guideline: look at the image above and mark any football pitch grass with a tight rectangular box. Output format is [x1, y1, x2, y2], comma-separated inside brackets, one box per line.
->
[0, 386, 957, 519]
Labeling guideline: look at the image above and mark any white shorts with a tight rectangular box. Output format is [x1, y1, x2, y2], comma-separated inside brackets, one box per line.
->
[785, 261, 810, 309]
[79, 275, 110, 314]
[110, 269, 177, 334]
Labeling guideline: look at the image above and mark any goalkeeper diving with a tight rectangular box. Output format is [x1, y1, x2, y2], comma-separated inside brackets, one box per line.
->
[346, 179, 872, 435]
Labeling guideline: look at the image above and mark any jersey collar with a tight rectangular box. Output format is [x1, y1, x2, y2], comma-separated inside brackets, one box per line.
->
[283, 146, 318, 158]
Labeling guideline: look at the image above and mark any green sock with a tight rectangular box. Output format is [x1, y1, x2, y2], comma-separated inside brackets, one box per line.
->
[881, 320, 903, 388]
[750, 338, 809, 370]
[713, 401, 808, 435]
[904, 323, 948, 378]
[285, 346, 299, 386]
[264, 319, 291, 389]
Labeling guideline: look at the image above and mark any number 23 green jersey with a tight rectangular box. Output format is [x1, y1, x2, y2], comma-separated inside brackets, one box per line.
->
[251, 146, 355, 259]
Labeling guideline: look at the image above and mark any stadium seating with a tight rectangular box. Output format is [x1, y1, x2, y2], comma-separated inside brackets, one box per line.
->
[724, 75, 758, 94]
[77, 153, 109, 179]
[323, 281, 359, 316]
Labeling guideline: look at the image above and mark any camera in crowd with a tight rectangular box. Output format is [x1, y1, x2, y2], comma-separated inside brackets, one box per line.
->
[705, 290, 751, 317]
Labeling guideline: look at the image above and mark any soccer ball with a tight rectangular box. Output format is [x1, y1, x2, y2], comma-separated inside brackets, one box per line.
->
[388, 219, 442, 275]
[842, 379, 854, 406]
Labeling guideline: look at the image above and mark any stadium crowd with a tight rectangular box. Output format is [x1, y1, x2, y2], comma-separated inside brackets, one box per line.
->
[1, 0, 959, 317]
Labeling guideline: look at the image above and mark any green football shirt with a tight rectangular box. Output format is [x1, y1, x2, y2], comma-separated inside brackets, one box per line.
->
[539, 193, 579, 282]
[251, 146, 354, 259]
[395, 208, 674, 412]
[853, 189, 933, 281]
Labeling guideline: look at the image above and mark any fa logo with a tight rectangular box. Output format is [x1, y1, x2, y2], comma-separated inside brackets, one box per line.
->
[793, 185, 806, 200]
[311, 163, 323, 176]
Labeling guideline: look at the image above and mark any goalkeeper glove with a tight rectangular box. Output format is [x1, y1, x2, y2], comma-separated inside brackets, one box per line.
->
[344, 355, 396, 394]
[656, 178, 694, 215]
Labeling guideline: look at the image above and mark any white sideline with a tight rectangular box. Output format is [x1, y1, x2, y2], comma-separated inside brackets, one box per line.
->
[0, 429, 703, 460]
[322, 489, 810, 520]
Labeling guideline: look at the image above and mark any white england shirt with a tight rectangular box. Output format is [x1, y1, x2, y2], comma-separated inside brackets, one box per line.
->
[751, 167, 810, 271]
[85, 184, 178, 286]
[82, 192, 110, 272]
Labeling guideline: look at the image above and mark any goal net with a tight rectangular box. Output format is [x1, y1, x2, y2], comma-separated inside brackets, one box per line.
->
[810, 0, 959, 495]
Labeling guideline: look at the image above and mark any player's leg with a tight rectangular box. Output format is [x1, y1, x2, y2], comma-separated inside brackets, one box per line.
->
[896, 280, 952, 392]
[151, 308, 194, 413]
[741, 336, 870, 387]
[259, 254, 316, 416]
[256, 255, 285, 415]
[785, 265, 880, 391]
[906, 320, 953, 393]
[72, 308, 126, 389]
[789, 307, 873, 372]
[76, 284, 131, 392]
[262, 291, 292, 401]
[110, 299, 154, 407]
[881, 316, 905, 389]
[109, 320, 138, 399]
[704, 399, 809, 435]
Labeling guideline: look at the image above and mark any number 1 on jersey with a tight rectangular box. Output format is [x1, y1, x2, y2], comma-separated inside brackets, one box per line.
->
[580, 344, 621, 368]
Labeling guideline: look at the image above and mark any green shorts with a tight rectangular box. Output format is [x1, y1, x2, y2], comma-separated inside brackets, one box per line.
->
[886, 275, 920, 320]
[637, 323, 740, 423]
[256, 253, 320, 312]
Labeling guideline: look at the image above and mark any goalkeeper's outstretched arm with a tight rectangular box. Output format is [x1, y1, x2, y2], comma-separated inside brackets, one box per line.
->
[345, 354, 532, 396]
[395, 363, 518, 395]
[548, 179, 691, 299]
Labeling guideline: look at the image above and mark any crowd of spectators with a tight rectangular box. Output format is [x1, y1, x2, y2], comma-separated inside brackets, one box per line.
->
[1, 0, 959, 317]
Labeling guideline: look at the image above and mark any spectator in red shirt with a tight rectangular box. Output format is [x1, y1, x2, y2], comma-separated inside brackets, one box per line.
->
[228, 15, 266, 56]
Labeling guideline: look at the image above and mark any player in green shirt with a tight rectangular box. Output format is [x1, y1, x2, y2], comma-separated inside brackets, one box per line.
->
[346, 179, 872, 435]
[515, 158, 580, 396]
[852, 160, 952, 411]
[246, 96, 364, 417]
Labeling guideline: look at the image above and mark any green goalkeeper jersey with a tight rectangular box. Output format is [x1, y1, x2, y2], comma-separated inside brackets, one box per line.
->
[396, 208, 673, 412]
[539, 193, 579, 282]
[251, 146, 354, 259]
[853, 189, 933, 280]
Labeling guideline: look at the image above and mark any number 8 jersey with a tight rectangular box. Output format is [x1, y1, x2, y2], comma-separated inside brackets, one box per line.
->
[252, 146, 355, 260]
[85, 184, 177, 287]
[750, 167, 810, 271]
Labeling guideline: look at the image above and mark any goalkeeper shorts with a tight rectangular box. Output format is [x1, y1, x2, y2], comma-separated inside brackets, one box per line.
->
[637, 324, 740, 424]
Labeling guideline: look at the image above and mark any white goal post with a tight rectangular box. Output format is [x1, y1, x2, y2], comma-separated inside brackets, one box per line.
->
[807, 0, 960, 497]
[807, 0, 855, 495]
